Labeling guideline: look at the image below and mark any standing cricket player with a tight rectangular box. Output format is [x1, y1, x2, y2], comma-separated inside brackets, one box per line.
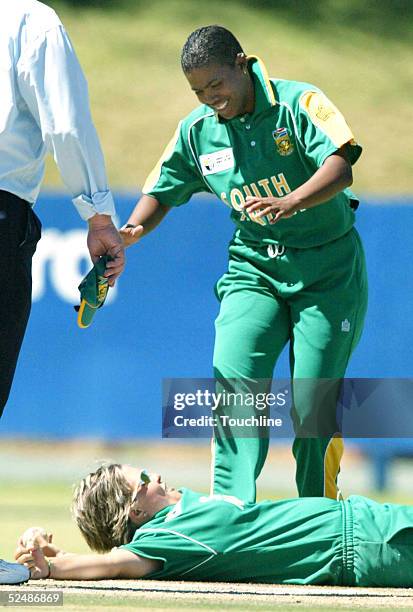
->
[121, 26, 368, 503]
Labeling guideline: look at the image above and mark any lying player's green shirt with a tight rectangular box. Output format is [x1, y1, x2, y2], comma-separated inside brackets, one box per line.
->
[143, 57, 362, 248]
[122, 489, 413, 587]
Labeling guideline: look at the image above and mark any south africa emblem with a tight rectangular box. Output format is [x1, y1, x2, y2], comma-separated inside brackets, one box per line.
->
[272, 127, 294, 156]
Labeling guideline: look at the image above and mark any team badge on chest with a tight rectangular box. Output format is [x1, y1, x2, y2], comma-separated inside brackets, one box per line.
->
[272, 127, 294, 156]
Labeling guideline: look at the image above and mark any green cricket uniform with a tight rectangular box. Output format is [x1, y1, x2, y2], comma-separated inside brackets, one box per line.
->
[143, 56, 368, 500]
[122, 489, 413, 587]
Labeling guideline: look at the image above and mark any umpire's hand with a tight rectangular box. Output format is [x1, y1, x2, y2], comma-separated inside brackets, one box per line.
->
[87, 214, 125, 286]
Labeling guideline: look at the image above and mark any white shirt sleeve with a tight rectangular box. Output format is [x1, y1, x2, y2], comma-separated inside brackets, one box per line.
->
[17, 24, 115, 220]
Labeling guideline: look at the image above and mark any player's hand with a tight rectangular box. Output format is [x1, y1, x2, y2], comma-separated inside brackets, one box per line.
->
[15, 545, 49, 580]
[16, 531, 60, 559]
[87, 214, 125, 286]
[119, 224, 144, 248]
[242, 194, 300, 224]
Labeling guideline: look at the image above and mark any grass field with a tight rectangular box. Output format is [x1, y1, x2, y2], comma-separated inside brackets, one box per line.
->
[3, 477, 413, 559]
[2, 580, 413, 610]
[2, 440, 413, 559]
[2, 574, 413, 610]
[1, 441, 413, 610]
[41, 0, 413, 194]
[2, 587, 413, 611]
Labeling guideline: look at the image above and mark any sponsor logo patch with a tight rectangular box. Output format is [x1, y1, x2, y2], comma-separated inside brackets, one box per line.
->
[199, 148, 235, 175]
[272, 127, 294, 156]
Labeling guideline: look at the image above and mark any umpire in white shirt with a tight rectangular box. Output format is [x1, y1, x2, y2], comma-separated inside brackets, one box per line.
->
[0, 0, 125, 420]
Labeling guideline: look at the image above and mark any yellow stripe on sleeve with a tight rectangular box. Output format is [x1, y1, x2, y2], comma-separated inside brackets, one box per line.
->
[142, 122, 182, 194]
[300, 91, 357, 148]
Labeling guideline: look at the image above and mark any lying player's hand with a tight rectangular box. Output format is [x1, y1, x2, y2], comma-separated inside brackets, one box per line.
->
[15, 546, 49, 580]
[119, 224, 144, 248]
[242, 194, 299, 224]
[16, 530, 60, 559]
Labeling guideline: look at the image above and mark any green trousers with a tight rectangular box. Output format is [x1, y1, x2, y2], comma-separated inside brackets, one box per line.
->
[347, 495, 413, 587]
[125, 494, 413, 587]
[212, 228, 368, 502]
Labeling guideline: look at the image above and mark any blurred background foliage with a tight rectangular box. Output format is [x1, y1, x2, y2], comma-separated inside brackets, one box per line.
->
[49, 0, 413, 42]
[43, 0, 413, 194]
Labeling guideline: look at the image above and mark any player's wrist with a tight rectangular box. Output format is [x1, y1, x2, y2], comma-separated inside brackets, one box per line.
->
[283, 191, 304, 213]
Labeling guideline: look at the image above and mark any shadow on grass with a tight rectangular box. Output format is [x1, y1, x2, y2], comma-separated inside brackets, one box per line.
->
[48, 0, 413, 42]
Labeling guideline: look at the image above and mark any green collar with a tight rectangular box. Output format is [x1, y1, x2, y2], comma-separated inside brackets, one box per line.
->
[248, 55, 277, 114]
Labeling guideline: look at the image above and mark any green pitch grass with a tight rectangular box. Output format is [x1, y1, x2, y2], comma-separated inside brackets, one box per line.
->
[42, 595, 411, 611]
[0, 481, 88, 558]
[2, 468, 413, 612]
[1, 441, 412, 611]
[43, 0, 413, 194]
[2, 590, 408, 611]
[1, 438, 413, 560]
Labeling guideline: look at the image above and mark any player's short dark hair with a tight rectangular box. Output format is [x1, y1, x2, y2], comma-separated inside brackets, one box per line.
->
[181, 25, 244, 73]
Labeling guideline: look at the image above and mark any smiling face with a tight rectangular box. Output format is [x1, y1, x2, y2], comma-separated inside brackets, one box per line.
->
[185, 56, 255, 120]
[122, 465, 181, 526]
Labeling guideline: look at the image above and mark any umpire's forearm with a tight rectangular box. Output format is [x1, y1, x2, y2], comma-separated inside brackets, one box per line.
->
[127, 195, 170, 236]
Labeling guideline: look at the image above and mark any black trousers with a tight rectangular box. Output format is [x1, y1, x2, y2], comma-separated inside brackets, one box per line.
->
[0, 191, 41, 419]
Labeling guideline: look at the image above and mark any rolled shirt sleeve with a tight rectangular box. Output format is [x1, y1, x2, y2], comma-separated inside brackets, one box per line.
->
[17, 24, 115, 220]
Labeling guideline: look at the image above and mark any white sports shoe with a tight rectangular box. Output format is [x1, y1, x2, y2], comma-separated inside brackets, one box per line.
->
[0, 559, 30, 585]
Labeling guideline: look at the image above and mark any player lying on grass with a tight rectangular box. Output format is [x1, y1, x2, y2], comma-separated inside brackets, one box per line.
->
[15, 464, 413, 587]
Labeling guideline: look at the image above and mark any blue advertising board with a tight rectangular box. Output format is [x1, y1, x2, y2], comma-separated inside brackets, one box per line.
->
[1, 193, 412, 439]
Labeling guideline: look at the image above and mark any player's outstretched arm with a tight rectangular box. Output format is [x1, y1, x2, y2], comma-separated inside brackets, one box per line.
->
[15, 545, 159, 581]
[120, 195, 171, 248]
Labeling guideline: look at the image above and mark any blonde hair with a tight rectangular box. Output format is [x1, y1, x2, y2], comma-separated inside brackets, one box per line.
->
[72, 463, 137, 553]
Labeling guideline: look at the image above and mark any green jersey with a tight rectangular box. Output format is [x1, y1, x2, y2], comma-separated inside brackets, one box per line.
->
[123, 488, 343, 584]
[143, 57, 362, 248]
[122, 490, 413, 587]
